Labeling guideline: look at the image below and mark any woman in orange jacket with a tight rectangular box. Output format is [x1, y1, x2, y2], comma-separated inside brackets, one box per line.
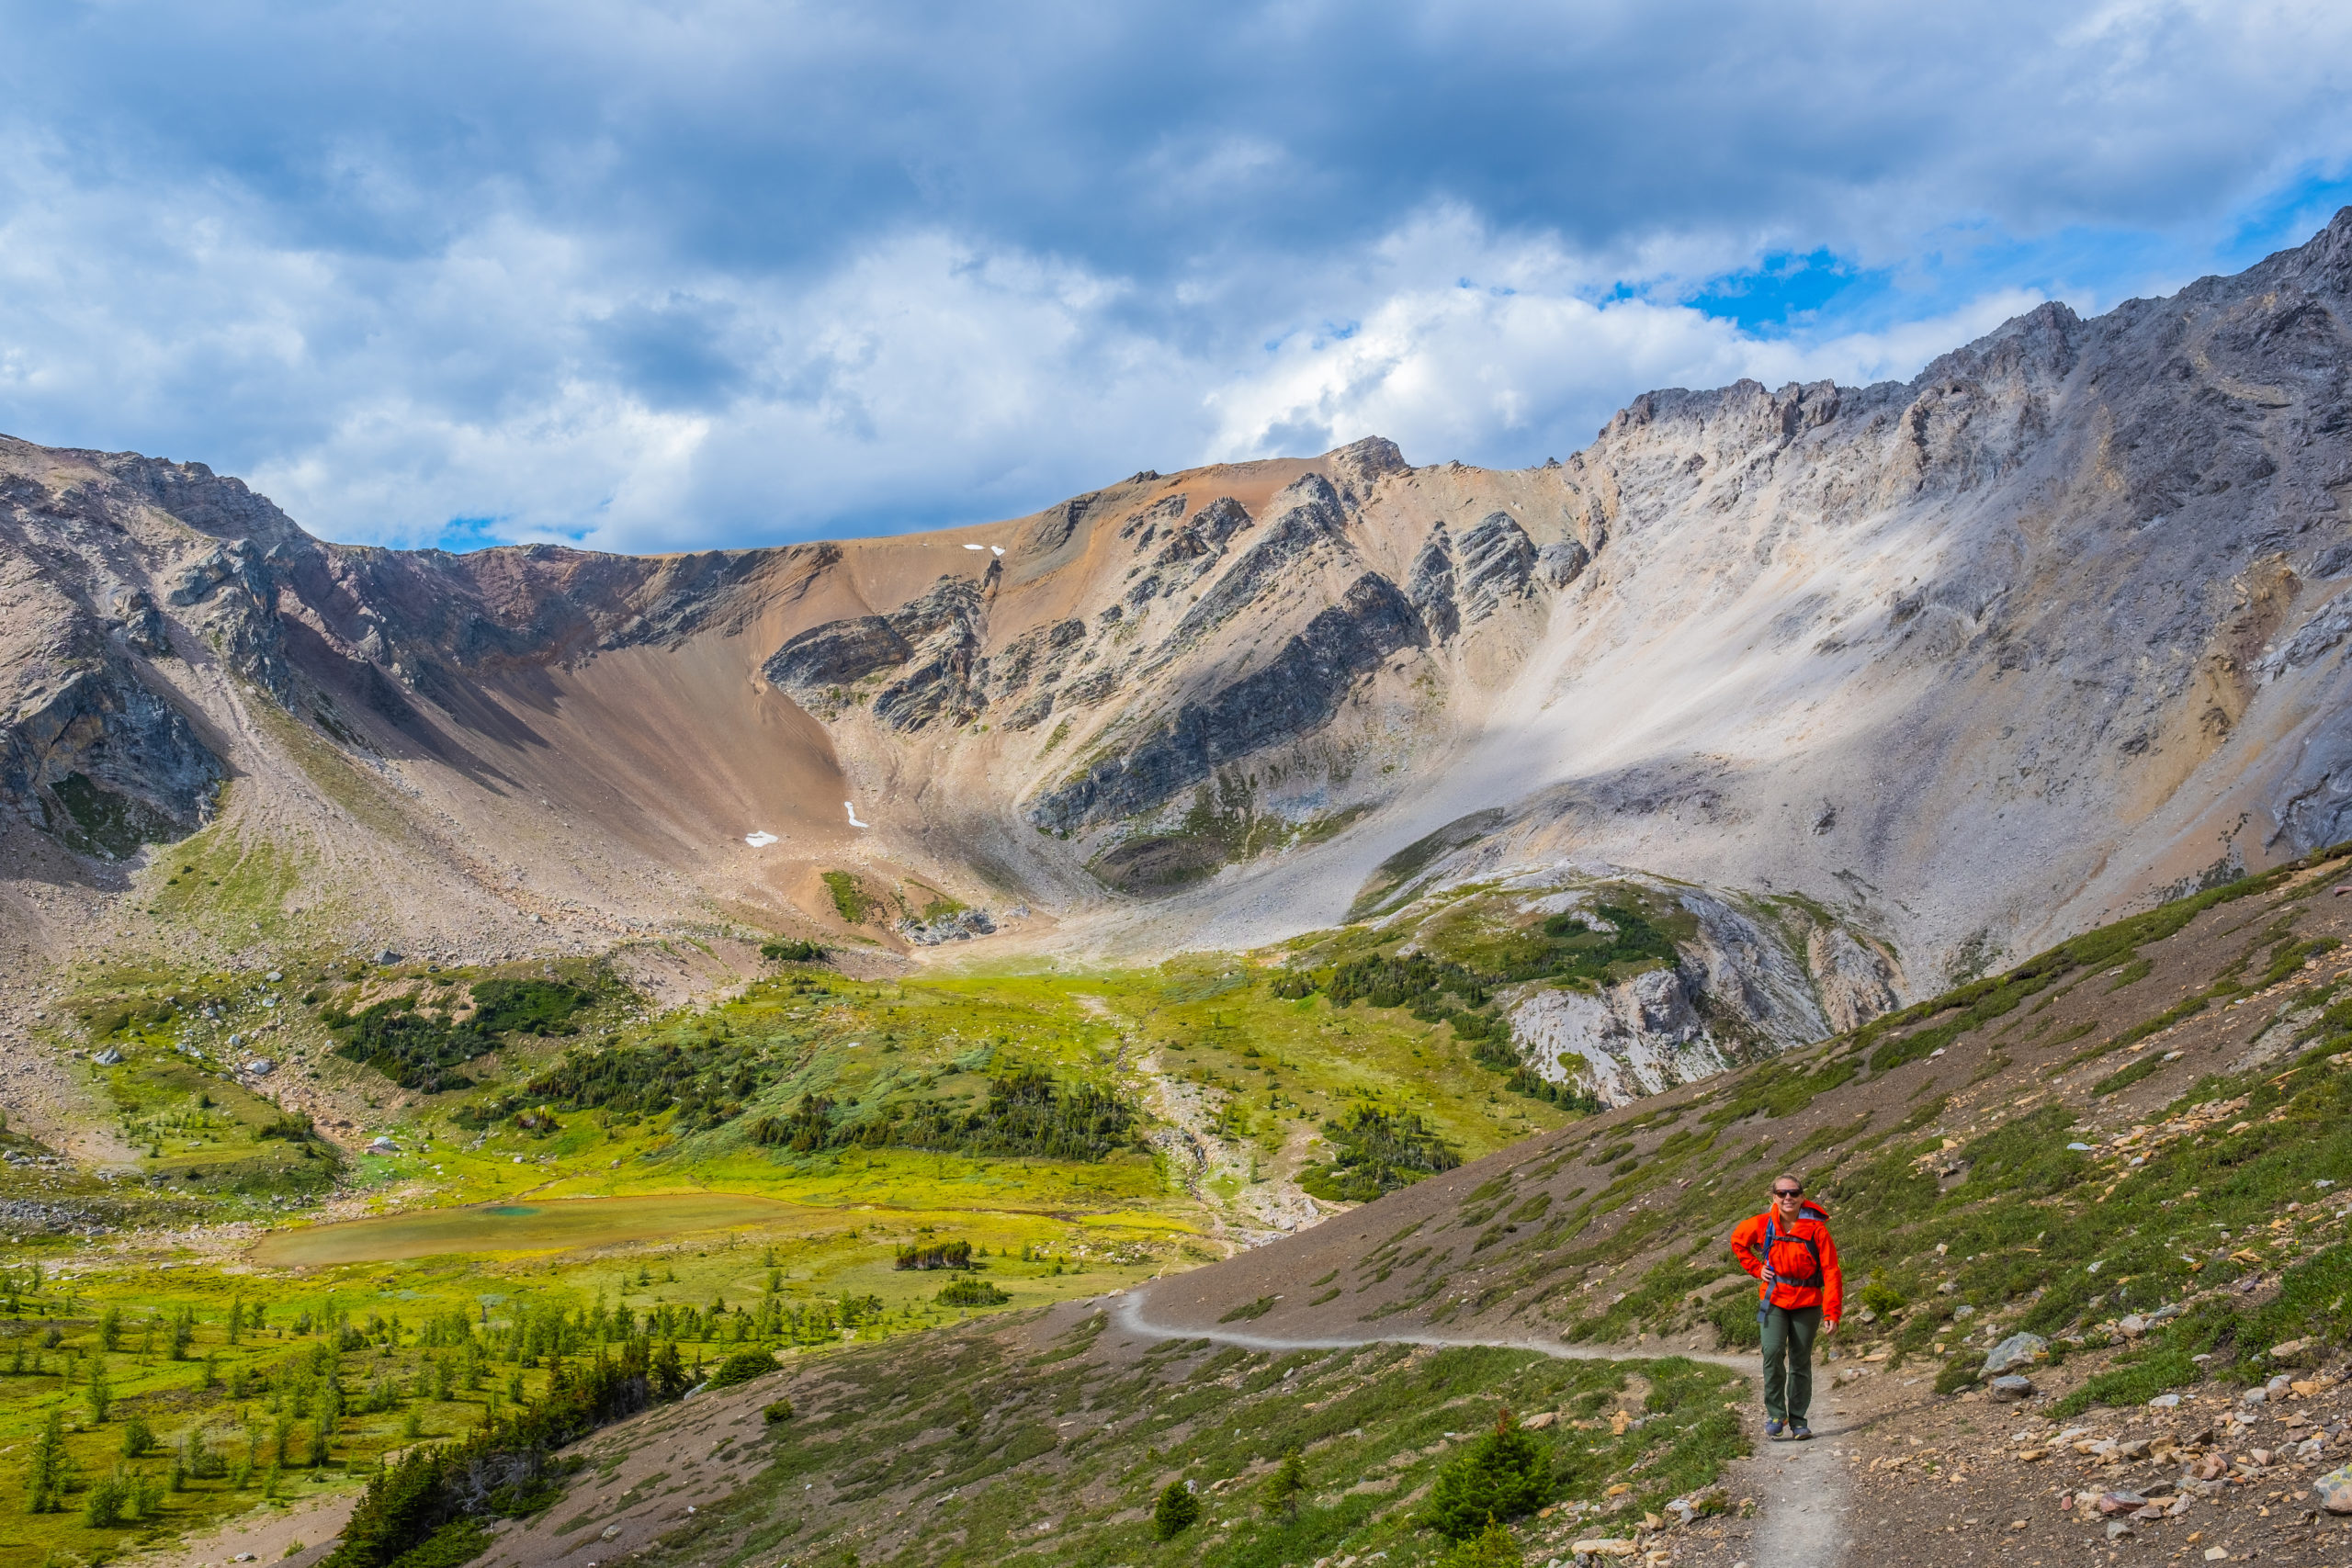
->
[1730, 1175, 1841, 1439]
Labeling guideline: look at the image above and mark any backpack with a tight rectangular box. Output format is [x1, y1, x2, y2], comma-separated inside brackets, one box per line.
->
[1755, 1201, 1828, 1320]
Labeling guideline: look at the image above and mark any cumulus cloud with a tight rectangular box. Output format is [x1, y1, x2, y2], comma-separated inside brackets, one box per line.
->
[0, 0, 2348, 549]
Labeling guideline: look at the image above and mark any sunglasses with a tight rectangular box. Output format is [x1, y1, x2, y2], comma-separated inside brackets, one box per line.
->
[1771, 1188, 1802, 1197]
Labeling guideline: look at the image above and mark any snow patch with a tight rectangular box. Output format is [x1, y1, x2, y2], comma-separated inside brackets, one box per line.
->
[744, 830, 778, 848]
[844, 801, 870, 829]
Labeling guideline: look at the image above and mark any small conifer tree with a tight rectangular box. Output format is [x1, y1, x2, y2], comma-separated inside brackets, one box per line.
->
[86, 1358, 113, 1424]
[1421, 1408, 1548, 1540]
[1150, 1479, 1201, 1540]
[26, 1410, 67, 1512]
[1261, 1446, 1306, 1518]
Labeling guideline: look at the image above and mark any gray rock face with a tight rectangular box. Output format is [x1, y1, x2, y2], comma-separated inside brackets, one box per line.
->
[1192, 496, 1254, 550]
[1536, 537, 1590, 588]
[1164, 474, 1348, 652]
[1119, 492, 1186, 542]
[868, 578, 989, 732]
[760, 575, 988, 731]
[1149, 496, 1254, 571]
[107, 588, 171, 657]
[899, 907, 998, 945]
[1408, 526, 1460, 642]
[1510, 966, 1721, 1103]
[1806, 924, 1903, 1033]
[1328, 434, 1410, 502]
[0, 645, 223, 857]
[1984, 1332, 2049, 1374]
[763, 616, 913, 695]
[1989, 1374, 2037, 1400]
[1454, 512, 1538, 620]
[1030, 572, 1426, 831]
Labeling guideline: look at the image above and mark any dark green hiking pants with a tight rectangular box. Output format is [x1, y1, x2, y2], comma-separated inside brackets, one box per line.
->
[1760, 1303, 1822, 1424]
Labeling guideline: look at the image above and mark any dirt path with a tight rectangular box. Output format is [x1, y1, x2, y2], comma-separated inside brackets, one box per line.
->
[1112, 1285, 1851, 1568]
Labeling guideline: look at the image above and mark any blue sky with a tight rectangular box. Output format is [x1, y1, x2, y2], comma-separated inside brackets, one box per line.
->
[1, 1, 2348, 553]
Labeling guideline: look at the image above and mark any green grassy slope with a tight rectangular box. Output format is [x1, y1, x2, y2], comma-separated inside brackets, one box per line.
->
[1136, 846, 2352, 1420]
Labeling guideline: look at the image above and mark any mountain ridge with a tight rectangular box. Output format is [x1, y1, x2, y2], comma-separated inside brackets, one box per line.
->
[7, 209, 2352, 1016]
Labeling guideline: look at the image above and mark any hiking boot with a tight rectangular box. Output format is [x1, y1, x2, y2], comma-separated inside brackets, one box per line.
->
[1765, 1418, 1785, 1439]
[1791, 1420, 1814, 1440]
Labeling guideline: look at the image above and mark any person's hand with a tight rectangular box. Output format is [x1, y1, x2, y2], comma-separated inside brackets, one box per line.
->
[1821, 1320, 1837, 1337]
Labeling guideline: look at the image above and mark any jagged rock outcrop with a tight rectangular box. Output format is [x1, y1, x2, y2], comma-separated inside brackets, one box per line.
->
[1408, 526, 1460, 642]
[1, 659, 223, 858]
[1163, 476, 1347, 652]
[762, 574, 988, 730]
[1491, 880, 1896, 1105]
[763, 615, 914, 697]
[1511, 970, 1727, 1104]
[1030, 572, 1427, 831]
[1454, 512, 1538, 621]
[900, 907, 997, 944]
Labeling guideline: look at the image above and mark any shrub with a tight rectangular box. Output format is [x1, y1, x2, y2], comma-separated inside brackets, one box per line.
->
[707, 1348, 780, 1390]
[1932, 1353, 1985, 1395]
[935, 1278, 1010, 1308]
[1859, 1280, 1908, 1318]
[1439, 1518, 1526, 1568]
[762, 1400, 794, 1424]
[894, 1239, 975, 1270]
[1706, 1292, 1762, 1350]
[84, 1469, 128, 1528]
[1422, 1409, 1550, 1540]
[1261, 1447, 1306, 1518]
[1299, 1107, 1461, 1201]
[822, 872, 876, 923]
[760, 939, 829, 964]
[468, 980, 591, 1036]
[380, 1517, 490, 1568]
[1150, 1481, 1201, 1540]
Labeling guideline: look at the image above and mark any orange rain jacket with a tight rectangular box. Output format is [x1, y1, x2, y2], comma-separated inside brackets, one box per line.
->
[1731, 1201, 1842, 1324]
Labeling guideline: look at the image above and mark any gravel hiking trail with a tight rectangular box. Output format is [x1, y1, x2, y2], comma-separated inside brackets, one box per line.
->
[1114, 1284, 1852, 1568]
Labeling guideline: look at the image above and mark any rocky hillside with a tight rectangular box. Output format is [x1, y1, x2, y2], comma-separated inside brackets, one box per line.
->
[9, 211, 2352, 1014]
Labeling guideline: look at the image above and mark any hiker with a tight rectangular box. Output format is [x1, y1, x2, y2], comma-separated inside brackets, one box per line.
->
[1730, 1174, 1841, 1440]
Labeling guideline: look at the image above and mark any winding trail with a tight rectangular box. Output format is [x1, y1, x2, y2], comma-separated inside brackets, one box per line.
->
[1111, 1284, 1849, 1568]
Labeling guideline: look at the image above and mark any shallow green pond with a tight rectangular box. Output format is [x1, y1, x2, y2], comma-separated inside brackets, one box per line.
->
[251, 1192, 801, 1265]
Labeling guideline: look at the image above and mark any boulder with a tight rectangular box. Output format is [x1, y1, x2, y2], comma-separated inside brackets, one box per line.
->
[1537, 537, 1591, 587]
[2316, 1463, 2352, 1514]
[1990, 1374, 2036, 1401]
[1570, 1540, 1639, 1558]
[1984, 1332, 2048, 1374]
